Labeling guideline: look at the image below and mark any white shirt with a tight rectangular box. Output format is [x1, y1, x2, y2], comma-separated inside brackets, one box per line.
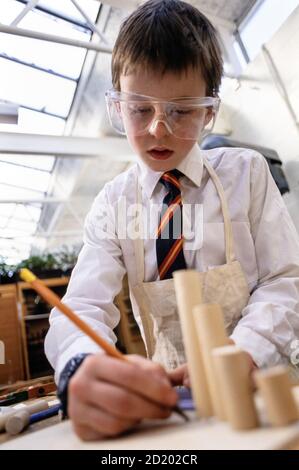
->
[45, 144, 299, 381]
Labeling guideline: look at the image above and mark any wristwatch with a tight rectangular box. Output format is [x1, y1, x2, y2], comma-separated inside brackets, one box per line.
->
[57, 353, 91, 418]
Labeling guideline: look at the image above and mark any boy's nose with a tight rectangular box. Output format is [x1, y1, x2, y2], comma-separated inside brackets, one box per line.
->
[148, 117, 172, 139]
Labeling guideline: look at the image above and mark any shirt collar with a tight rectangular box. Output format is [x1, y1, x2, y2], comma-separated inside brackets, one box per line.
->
[137, 143, 203, 199]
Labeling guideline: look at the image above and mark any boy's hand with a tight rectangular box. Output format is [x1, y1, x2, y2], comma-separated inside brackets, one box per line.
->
[67, 354, 178, 441]
[167, 363, 190, 388]
[166, 341, 258, 391]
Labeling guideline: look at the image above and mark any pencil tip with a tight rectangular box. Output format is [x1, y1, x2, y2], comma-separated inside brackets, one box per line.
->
[173, 405, 189, 422]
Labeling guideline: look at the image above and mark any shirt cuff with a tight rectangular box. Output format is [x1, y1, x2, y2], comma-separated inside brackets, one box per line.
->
[54, 336, 105, 384]
[230, 325, 285, 368]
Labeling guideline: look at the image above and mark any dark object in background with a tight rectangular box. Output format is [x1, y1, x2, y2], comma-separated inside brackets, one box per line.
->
[201, 135, 290, 195]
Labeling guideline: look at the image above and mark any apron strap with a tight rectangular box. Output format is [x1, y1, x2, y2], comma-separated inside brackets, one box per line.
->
[203, 158, 236, 264]
[135, 171, 145, 283]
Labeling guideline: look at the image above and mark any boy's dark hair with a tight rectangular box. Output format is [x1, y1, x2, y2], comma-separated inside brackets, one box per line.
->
[112, 0, 223, 96]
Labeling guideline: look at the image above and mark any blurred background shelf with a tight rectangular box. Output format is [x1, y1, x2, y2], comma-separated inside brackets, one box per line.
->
[17, 277, 70, 380]
[0, 284, 24, 385]
[25, 314, 50, 321]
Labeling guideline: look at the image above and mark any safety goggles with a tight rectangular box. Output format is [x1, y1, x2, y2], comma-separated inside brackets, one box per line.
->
[105, 90, 220, 140]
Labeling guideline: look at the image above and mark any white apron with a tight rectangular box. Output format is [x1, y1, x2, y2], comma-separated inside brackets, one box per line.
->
[130, 158, 250, 370]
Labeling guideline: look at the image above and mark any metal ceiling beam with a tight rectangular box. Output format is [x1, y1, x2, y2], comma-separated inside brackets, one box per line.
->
[217, 25, 243, 77]
[0, 24, 112, 53]
[234, 30, 250, 64]
[237, 0, 264, 29]
[0, 197, 90, 206]
[16, 0, 93, 32]
[0, 53, 77, 81]
[262, 45, 299, 131]
[0, 132, 135, 161]
[2, 230, 83, 239]
[0, 198, 67, 204]
[70, 0, 109, 46]
[19, 104, 66, 120]
[0, 102, 19, 124]
[94, 0, 139, 8]
[64, 4, 112, 135]
[11, 0, 40, 26]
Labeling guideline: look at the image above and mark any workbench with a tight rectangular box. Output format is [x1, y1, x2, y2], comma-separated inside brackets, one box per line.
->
[1, 409, 299, 450]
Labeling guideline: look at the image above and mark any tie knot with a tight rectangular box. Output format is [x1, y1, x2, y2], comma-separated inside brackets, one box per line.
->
[160, 169, 183, 192]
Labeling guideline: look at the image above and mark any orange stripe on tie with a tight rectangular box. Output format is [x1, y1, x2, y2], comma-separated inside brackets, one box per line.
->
[156, 195, 182, 237]
[162, 173, 180, 190]
[159, 237, 184, 280]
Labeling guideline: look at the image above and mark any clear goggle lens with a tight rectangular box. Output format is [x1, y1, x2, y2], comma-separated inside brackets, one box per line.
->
[105, 91, 220, 140]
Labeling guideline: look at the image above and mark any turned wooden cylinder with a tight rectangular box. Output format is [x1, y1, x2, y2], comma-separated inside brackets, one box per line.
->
[173, 270, 212, 417]
[212, 345, 259, 430]
[193, 304, 228, 420]
[255, 365, 299, 426]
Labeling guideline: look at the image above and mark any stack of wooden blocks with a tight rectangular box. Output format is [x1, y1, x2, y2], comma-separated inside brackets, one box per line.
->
[173, 270, 299, 431]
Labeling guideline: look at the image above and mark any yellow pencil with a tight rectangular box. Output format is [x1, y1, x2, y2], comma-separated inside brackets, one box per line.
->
[20, 268, 188, 421]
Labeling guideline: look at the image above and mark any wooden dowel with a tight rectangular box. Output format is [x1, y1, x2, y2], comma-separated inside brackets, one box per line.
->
[212, 345, 259, 430]
[254, 366, 299, 426]
[193, 304, 228, 420]
[173, 270, 213, 417]
[292, 384, 299, 408]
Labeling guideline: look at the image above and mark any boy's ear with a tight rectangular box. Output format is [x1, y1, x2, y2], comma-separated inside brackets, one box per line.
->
[204, 107, 214, 127]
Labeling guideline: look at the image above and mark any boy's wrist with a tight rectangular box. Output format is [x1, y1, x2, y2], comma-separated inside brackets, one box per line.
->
[57, 353, 91, 418]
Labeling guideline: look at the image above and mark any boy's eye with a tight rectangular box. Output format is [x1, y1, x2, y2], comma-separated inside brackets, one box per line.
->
[170, 107, 193, 116]
[128, 105, 153, 115]
[176, 109, 192, 115]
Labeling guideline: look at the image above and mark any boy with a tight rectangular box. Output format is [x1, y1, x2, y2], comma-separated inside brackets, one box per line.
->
[45, 0, 299, 441]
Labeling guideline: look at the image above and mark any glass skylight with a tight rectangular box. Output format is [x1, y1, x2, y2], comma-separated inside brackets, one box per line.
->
[0, 0, 101, 264]
[240, 0, 299, 61]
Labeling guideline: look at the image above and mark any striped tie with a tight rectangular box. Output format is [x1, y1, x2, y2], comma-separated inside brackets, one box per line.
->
[156, 169, 187, 280]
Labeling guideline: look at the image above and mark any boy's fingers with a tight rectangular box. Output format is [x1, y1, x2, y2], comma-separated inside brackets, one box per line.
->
[72, 423, 104, 442]
[127, 354, 164, 370]
[81, 355, 178, 408]
[87, 381, 172, 420]
[70, 401, 140, 438]
[167, 364, 189, 386]
[128, 355, 172, 382]
[183, 377, 191, 388]
[167, 365, 187, 386]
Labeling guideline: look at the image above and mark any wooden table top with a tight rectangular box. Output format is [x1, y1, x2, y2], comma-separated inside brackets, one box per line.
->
[1, 411, 299, 450]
